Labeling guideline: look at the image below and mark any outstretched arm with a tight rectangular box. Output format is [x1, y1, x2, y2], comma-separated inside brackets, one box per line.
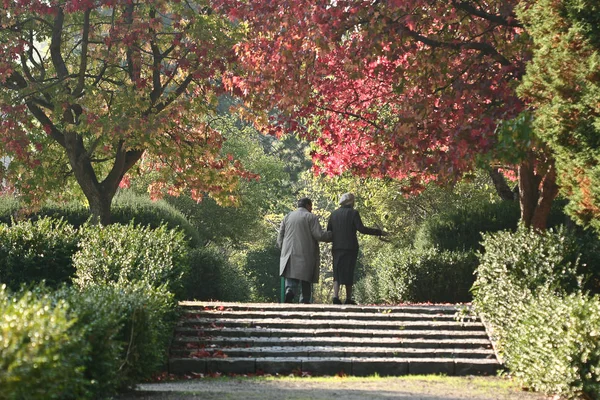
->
[354, 211, 382, 236]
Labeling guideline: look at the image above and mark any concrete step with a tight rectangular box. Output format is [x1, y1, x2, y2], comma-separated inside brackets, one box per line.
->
[178, 317, 485, 331]
[171, 345, 496, 359]
[169, 356, 500, 376]
[174, 326, 489, 339]
[169, 301, 500, 377]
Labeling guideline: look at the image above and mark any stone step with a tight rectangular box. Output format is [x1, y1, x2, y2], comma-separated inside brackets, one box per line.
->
[179, 318, 484, 331]
[169, 302, 500, 377]
[174, 326, 489, 339]
[169, 356, 500, 377]
[172, 335, 493, 349]
[171, 345, 496, 359]
[181, 301, 463, 315]
[182, 309, 463, 322]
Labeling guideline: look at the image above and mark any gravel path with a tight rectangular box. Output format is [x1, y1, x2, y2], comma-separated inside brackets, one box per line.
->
[118, 376, 554, 400]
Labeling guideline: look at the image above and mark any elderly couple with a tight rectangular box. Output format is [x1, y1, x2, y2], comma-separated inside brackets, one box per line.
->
[277, 193, 387, 305]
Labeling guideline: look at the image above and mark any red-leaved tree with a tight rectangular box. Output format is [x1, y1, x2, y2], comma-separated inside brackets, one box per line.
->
[216, 0, 559, 229]
[0, 0, 255, 224]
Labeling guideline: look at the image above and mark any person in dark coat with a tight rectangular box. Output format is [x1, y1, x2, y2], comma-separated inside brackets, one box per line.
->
[327, 193, 387, 305]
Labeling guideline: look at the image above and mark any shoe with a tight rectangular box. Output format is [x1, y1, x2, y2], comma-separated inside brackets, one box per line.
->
[284, 290, 294, 303]
[332, 297, 342, 304]
[345, 299, 357, 305]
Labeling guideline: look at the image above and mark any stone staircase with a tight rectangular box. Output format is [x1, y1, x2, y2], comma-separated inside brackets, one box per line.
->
[169, 301, 501, 377]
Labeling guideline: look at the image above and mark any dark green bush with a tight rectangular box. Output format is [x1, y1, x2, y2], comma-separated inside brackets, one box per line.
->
[0, 192, 201, 247]
[0, 196, 20, 224]
[0, 218, 79, 290]
[0, 283, 177, 400]
[112, 191, 201, 247]
[414, 199, 568, 252]
[66, 283, 176, 391]
[357, 247, 478, 304]
[473, 226, 599, 399]
[0, 285, 88, 400]
[244, 243, 281, 302]
[184, 246, 228, 300]
[73, 222, 189, 298]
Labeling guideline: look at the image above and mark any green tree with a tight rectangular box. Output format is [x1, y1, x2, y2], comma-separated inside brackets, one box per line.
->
[518, 0, 600, 234]
[0, 0, 252, 224]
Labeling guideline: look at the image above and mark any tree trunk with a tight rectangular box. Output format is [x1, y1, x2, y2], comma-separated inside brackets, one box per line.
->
[87, 192, 113, 225]
[489, 167, 516, 201]
[64, 131, 143, 225]
[518, 153, 559, 230]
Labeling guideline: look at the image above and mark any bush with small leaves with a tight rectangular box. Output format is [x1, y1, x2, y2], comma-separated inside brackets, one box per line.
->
[72, 222, 189, 298]
[473, 225, 599, 399]
[0, 217, 79, 290]
[0, 285, 88, 400]
[357, 247, 478, 304]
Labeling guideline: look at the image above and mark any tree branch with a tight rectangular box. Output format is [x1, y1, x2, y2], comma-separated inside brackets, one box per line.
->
[50, 8, 69, 79]
[74, 8, 91, 96]
[452, 1, 522, 28]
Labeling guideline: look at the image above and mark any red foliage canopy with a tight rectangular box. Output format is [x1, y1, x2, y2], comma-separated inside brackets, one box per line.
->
[216, 0, 527, 190]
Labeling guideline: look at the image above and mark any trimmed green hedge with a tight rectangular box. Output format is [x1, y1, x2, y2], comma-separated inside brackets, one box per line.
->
[0, 218, 79, 291]
[73, 222, 190, 299]
[414, 199, 568, 252]
[0, 192, 202, 247]
[0, 283, 176, 400]
[473, 226, 600, 399]
[0, 285, 88, 400]
[356, 247, 478, 304]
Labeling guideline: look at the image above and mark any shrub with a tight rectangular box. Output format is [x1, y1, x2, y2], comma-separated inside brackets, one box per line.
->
[501, 289, 600, 399]
[0, 285, 88, 400]
[0, 196, 20, 224]
[184, 246, 229, 301]
[357, 247, 478, 304]
[0, 192, 202, 247]
[0, 218, 79, 290]
[112, 191, 202, 247]
[63, 283, 177, 391]
[244, 243, 281, 302]
[472, 226, 599, 399]
[72, 222, 189, 298]
[414, 199, 568, 252]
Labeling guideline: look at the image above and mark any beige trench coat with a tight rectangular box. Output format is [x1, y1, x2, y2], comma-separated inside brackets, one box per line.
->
[277, 208, 332, 283]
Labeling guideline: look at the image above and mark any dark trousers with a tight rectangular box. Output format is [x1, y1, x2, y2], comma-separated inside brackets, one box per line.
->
[285, 278, 312, 303]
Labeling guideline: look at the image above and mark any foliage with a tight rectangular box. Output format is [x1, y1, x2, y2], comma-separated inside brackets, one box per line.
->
[163, 114, 293, 247]
[414, 200, 520, 252]
[473, 226, 600, 398]
[0, 285, 88, 400]
[0, 192, 202, 246]
[183, 246, 246, 301]
[501, 289, 600, 399]
[243, 242, 281, 303]
[414, 198, 570, 252]
[0, 217, 79, 290]
[74, 282, 176, 391]
[112, 191, 202, 247]
[0, 283, 177, 400]
[356, 247, 478, 304]
[518, 0, 600, 234]
[72, 222, 189, 298]
[0, 0, 254, 223]
[216, 0, 527, 190]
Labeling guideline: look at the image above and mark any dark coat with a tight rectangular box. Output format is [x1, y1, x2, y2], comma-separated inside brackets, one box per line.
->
[327, 206, 381, 250]
[277, 207, 332, 283]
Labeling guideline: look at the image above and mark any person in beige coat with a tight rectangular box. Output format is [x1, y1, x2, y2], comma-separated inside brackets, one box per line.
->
[277, 197, 332, 303]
